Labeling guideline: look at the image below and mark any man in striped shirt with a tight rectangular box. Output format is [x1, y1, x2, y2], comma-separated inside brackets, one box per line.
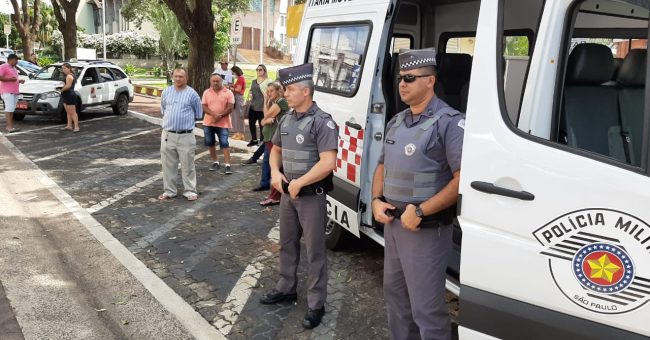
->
[159, 67, 203, 201]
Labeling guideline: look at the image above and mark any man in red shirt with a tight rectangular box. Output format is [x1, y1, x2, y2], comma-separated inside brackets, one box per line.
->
[202, 73, 235, 174]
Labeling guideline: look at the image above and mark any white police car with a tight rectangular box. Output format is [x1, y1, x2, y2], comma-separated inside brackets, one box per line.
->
[14, 60, 134, 122]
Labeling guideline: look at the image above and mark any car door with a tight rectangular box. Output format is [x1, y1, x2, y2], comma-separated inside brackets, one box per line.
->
[96, 66, 116, 103]
[79, 67, 102, 106]
[458, 0, 650, 338]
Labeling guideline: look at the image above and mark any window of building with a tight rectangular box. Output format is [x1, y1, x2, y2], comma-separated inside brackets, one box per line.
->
[306, 23, 371, 96]
[280, 15, 286, 27]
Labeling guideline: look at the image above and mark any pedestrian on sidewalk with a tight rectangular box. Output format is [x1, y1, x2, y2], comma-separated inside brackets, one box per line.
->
[0, 54, 25, 133]
[259, 63, 338, 330]
[213, 59, 233, 86]
[60, 63, 80, 132]
[202, 73, 235, 175]
[230, 66, 247, 140]
[257, 81, 288, 206]
[159, 67, 203, 201]
[246, 64, 272, 147]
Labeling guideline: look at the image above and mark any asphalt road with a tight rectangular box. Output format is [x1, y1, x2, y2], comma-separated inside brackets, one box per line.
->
[0, 107, 458, 339]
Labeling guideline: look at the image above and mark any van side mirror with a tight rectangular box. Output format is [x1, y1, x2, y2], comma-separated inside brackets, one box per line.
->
[28, 73, 34, 79]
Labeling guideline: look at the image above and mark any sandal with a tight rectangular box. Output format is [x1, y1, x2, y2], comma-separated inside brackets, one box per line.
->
[6, 127, 20, 133]
[260, 198, 280, 206]
[186, 193, 199, 201]
[158, 193, 176, 201]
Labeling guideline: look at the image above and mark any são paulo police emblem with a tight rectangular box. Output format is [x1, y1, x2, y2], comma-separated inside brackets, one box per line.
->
[404, 143, 416, 156]
[296, 134, 304, 144]
[533, 209, 650, 314]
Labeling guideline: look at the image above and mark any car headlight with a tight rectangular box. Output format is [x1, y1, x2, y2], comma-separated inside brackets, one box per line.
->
[40, 91, 60, 99]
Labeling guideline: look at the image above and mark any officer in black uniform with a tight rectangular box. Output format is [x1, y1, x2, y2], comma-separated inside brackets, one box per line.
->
[259, 63, 339, 330]
[372, 49, 465, 340]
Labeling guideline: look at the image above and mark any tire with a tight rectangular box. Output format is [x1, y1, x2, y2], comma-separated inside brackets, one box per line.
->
[13, 113, 25, 121]
[112, 93, 128, 115]
[325, 219, 354, 250]
[56, 107, 66, 123]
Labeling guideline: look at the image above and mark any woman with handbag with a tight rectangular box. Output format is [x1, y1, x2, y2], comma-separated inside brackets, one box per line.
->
[230, 66, 247, 140]
[246, 64, 272, 147]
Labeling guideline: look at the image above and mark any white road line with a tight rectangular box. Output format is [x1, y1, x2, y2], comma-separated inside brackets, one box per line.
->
[0, 135, 225, 340]
[87, 150, 210, 214]
[33, 128, 158, 162]
[213, 224, 280, 335]
[7, 115, 118, 136]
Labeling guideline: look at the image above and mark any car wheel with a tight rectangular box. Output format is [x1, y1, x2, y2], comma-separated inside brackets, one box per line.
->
[13, 113, 25, 121]
[325, 219, 354, 250]
[57, 107, 66, 123]
[112, 93, 128, 115]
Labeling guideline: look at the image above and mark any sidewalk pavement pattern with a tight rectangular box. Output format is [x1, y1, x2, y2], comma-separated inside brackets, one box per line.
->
[0, 96, 458, 339]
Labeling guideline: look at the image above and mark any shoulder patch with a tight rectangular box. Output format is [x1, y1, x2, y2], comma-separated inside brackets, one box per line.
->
[458, 118, 465, 129]
[326, 120, 336, 130]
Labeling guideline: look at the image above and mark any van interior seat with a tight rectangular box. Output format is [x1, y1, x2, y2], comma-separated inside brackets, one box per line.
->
[561, 43, 626, 162]
[436, 53, 472, 111]
[616, 49, 647, 166]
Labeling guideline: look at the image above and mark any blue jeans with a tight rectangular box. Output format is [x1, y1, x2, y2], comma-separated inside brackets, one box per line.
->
[260, 142, 272, 188]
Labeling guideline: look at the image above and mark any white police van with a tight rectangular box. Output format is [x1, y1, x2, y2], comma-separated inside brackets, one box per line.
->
[295, 0, 650, 338]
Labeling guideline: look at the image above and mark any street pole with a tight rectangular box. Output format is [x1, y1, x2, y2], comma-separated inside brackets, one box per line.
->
[5, 34, 8, 49]
[102, 0, 107, 60]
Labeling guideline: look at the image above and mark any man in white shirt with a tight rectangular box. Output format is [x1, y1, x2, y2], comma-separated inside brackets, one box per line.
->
[213, 59, 233, 86]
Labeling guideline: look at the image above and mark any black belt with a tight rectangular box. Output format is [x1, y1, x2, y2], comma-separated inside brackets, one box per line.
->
[166, 129, 193, 134]
[281, 182, 328, 197]
[383, 199, 454, 228]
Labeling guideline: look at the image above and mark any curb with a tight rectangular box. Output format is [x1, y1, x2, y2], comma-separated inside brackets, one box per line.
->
[0, 137, 226, 340]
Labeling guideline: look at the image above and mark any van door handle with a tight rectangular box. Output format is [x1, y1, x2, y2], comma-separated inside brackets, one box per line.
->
[345, 120, 362, 130]
[470, 181, 535, 201]
[96, 86, 103, 89]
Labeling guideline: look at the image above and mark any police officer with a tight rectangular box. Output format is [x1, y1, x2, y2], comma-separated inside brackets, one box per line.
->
[372, 49, 464, 340]
[259, 63, 338, 329]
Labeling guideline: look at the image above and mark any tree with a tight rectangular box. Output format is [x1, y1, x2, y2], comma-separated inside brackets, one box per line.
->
[9, 0, 41, 58]
[149, 3, 186, 83]
[51, 0, 82, 59]
[37, 4, 57, 50]
[123, 0, 249, 91]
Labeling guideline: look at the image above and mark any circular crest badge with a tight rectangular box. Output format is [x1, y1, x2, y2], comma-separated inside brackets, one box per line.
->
[327, 121, 336, 130]
[404, 143, 416, 156]
[572, 243, 634, 294]
[532, 209, 650, 314]
[296, 134, 305, 144]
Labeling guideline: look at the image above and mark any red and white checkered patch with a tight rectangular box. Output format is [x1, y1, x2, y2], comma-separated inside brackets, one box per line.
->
[335, 125, 364, 185]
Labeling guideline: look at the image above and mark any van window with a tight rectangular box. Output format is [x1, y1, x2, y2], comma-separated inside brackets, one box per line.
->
[504, 0, 649, 169]
[307, 23, 370, 96]
[445, 37, 476, 55]
[390, 36, 413, 53]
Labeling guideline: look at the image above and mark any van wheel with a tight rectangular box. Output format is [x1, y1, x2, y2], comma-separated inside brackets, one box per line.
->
[325, 219, 353, 250]
[112, 93, 128, 115]
[13, 113, 25, 121]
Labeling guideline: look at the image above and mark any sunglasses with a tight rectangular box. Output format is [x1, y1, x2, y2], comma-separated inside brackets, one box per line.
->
[397, 74, 434, 83]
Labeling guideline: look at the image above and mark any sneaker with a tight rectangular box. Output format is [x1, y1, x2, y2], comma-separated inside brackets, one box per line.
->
[242, 158, 257, 165]
[225, 165, 232, 175]
[209, 162, 220, 171]
[247, 140, 259, 147]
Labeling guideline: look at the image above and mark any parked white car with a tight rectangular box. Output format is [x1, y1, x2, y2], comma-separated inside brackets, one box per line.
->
[14, 60, 134, 122]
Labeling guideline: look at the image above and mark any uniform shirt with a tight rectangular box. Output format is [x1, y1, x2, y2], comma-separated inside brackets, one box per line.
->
[202, 86, 235, 128]
[379, 95, 465, 174]
[272, 102, 338, 152]
[0, 63, 19, 94]
[213, 68, 233, 85]
[160, 85, 203, 131]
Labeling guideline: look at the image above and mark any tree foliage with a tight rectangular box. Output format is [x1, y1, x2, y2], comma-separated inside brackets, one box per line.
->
[149, 2, 186, 81]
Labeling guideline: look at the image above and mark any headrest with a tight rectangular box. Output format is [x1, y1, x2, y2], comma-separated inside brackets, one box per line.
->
[617, 49, 647, 87]
[566, 43, 614, 84]
[437, 53, 472, 79]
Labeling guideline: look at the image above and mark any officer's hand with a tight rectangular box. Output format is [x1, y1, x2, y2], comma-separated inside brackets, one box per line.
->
[400, 204, 422, 232]
[271, 171, 288, 194]
[372, 199, 395, 225]
[288, 179, 303, 200]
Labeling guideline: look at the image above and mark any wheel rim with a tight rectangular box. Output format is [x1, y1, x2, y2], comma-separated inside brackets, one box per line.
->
[325, 219, 336, 236]
[118, 95, 127, 113]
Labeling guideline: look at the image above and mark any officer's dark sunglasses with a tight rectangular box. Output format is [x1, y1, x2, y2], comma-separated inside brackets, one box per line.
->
[397, 74, 434, 83]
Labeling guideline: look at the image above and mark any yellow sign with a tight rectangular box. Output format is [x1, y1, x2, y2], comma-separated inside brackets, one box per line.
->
[286, 4, 305, 38]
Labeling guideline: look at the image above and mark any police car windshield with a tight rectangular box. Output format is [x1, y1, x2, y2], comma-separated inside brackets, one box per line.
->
[33, 65, 81, 81]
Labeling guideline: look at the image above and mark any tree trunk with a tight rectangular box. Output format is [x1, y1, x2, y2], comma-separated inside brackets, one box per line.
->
[22, 39, 33, 59]
[187, 32, 214, 93]
[63, 7, 78, 59]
